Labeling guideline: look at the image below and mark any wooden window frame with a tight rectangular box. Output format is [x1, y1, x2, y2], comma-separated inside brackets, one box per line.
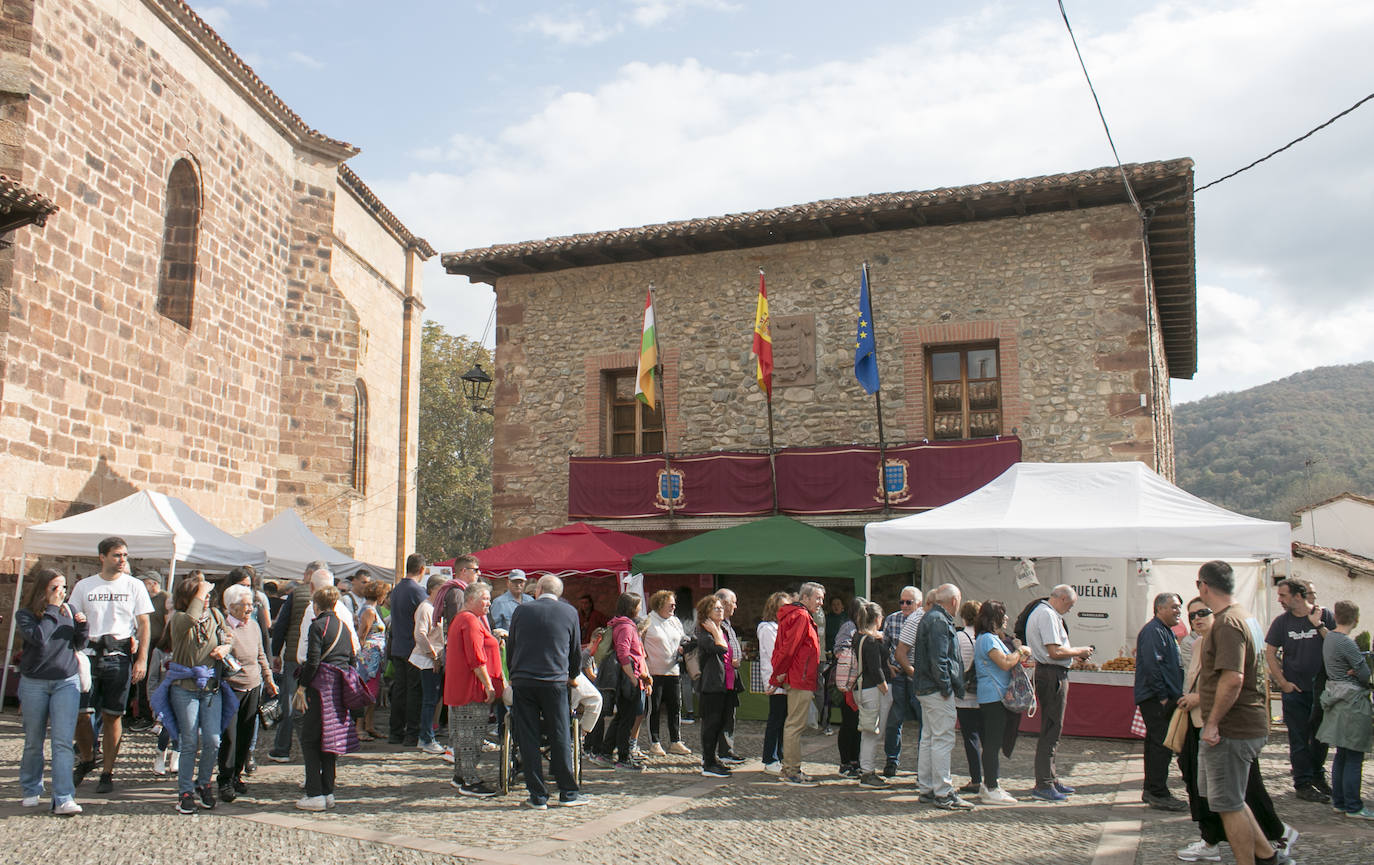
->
[603, 368, 664, 456]
[925, 341, 1003, 440]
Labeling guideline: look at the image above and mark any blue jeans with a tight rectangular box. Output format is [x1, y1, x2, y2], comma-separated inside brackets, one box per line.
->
[1332, 747, 1365, 813]
[170, 685, 222, 795]
[418, 668, 442, 744]
[884, 674, 922, 763]
[19, 674, 80, 806]
[1280, 689, 1326, 787]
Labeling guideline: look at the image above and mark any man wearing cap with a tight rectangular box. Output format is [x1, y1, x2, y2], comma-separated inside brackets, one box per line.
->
[489, 570, 528, 634]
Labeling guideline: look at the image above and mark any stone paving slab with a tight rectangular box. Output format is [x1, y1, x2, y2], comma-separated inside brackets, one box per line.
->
[1, 711, 1370, 865]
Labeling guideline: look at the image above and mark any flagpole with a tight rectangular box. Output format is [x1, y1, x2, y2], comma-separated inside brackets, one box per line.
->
[648, 282, 676, 517]
[756, 268, 778, 514]
[864, 262, 891, 514]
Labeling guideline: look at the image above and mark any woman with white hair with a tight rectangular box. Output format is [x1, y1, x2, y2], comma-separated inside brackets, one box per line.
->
[216, 582, 277, 802]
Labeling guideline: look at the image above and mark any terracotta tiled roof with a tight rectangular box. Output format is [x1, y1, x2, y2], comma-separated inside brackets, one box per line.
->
[442, 158, 1196, 377]
[0, 174, 57, 233]
[146, 1, 357, 161]
[1293, 541, 1374, 576]
[337, 165, 435, 259]
[1294, 491, 1374, 515]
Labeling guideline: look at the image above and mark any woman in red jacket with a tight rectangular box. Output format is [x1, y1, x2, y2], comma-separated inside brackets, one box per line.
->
[445, 583, 502, 798]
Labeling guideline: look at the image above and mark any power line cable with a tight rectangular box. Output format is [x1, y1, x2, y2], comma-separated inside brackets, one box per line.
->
[1057, 0, 1142, 215]
[1196, 91, 1374, 192]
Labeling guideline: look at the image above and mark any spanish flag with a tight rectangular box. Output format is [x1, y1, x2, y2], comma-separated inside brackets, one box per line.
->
[753, 270, 773, 397]
[634, 288, 657, 409]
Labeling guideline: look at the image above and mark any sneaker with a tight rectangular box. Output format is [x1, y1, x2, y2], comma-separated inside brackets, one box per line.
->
[680, 714, 695, 724]
[1311, 776, 1332, 796]
[556, 793, 592, 807]
[838, 763, 860, 778]
[702, 764, 732, 778]
[218, 784, 237, 804]
[1031, 784, 1067, 802]
[720, 755, 746, 767]
[883, 760, 898, 778]
[233, 778, 248, 794]
[1295, 785, 1329, 803]
[934, 793, 975, 810]
[480, 740, 499, 753]
[73, 760, 97, 787]
[152, 750, 167, 776]
[858, 772, 888, 789]
[586, 753, 615, 769]
[167, 751, 180, 774]
[95, 774, 113, 794]
[419, 741, 446, 755]
[325, 794, 336, 808]
[979, 786, 1017, 806]
[647, 742, 666, 756]
[442, 748, 455, 763]
[243, 757, 257, 776]
[668, 741, 692, 755]
[1053, 781, 1076, 795]
[1346, 807, 1374, 820]
[458, 781, 499, 798]
[177, 792, 198, 814]
[1278, 824, 1299, 853]
[614, 760, 643, 772]
[918, 792, 936, 804]
[958, 780, 981, 794]
[781, 771, 819, 787]
[630, 744, 646, 760]
[21, 795, 41, 807]
[822, 726, 835, 736]
[1176, 840, 1222, 862]
[52, 799, 82, 816]
[762, 761, 782, 775]
[1144, 791, 1189, 812]
[267, 752, 291, 763]
[519, 798, 548, 810]
[295, 795, 327, 812]
[197, 784, 215, 809]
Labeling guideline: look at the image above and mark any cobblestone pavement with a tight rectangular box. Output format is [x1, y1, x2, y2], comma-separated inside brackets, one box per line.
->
[0, 711, 1369, 865]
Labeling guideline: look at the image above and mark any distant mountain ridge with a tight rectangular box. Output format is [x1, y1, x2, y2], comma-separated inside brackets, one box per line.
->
[1173, 362, 1374, 522]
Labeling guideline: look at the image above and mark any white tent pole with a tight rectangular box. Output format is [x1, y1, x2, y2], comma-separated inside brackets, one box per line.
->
[2, 560, 24, 712]
[863, 554, 872, 600]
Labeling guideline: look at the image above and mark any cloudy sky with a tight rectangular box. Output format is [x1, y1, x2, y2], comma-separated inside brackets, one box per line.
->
[189, 0, 1373, 404]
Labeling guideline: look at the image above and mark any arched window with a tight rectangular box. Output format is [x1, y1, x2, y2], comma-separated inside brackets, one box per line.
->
[156, 158, 201, 328]
[352, 379, 369, 492]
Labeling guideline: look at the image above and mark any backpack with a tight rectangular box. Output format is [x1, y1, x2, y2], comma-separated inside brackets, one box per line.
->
[590, 626, 614, 666]
[842, 635, 867, 693]
[1013, 597, 1050, 645]
[1001, 662, 1037, 715]
[834, 642, 858, 692]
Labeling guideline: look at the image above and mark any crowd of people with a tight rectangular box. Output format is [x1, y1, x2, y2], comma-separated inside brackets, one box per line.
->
[13, 536, 1372, 859]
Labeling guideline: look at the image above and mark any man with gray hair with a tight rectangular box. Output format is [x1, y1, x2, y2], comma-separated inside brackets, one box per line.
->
[881, 585, 921, 777]
[914, 583, 971, 809]
[769, 581, 825, 786]
[714, 588, 745, 765]
[1026, 584, 1095, 801]
[267, 559, 328, 763]
[1135, 592, 1186, 810]
[295, 568, 360, 663]
[507, 573, 588, 808]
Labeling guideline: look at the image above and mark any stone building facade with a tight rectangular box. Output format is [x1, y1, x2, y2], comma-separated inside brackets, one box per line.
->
[444, 160, 1196, 544]
[0, 0, 431, 574]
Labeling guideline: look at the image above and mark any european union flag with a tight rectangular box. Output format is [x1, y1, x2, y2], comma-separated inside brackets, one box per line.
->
[854, 264, 879, 394]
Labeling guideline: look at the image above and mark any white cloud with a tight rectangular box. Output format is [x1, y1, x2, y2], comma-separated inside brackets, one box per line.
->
[287, 50, 324, 70]
[523, 10, 621, 46]
[627, 0, 740, 28]
[390, 0, 1374, 401]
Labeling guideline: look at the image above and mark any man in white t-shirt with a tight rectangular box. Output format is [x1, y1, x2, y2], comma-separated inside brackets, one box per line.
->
[66, 536, 154, 794]
[1025, 584, 1095, 801]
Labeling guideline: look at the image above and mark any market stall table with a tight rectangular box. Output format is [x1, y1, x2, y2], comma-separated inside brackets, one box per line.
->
[1018, 669, 1142, 740]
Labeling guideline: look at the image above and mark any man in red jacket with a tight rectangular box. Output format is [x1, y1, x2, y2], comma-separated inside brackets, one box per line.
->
[769, 581, 825, 786]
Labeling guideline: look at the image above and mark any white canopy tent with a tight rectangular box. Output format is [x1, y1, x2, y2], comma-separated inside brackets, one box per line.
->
[239, 509, 394, 582]
[865, 461, 1293, 561]
[7, 490, 269, 701]
[864, 462, 1292, 658]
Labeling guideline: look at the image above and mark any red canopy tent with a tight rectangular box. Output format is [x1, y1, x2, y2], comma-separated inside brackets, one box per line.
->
[434, 522, 663, 578]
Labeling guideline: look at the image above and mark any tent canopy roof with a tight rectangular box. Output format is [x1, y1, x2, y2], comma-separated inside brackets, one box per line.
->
[22, 490, 267, 570]
[239, 509, 394, 582]
[632, 515, 915, 578]
[451, 522, 664, 577]
[865, 462, 1291, 560]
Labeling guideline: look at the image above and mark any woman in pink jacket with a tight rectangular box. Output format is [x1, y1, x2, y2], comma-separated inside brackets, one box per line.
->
[606, 593, 651, 771]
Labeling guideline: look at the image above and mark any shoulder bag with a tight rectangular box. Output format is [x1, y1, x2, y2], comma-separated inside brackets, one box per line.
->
[1002, 661, 1037, 716]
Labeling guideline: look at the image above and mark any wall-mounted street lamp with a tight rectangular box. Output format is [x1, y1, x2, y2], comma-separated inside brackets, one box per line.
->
[461, 363, 494, 415]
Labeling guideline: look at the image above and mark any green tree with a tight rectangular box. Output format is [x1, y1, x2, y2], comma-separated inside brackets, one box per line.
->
[416, 321, 493, 560]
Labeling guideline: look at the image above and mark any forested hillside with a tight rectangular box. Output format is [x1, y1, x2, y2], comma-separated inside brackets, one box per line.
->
[1174, 363, 1374, 522]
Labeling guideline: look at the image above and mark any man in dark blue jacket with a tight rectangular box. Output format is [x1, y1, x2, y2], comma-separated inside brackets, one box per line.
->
[508, 575, 588, 808]
[1134, 591, 1186, 811]
[387, 554, 428, 746]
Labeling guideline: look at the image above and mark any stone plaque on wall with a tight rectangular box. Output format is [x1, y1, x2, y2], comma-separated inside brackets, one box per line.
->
[772, 313, 815, 387]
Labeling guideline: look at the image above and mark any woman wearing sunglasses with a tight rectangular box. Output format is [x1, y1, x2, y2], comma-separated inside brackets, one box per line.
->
[1175, 598, 1296, 861]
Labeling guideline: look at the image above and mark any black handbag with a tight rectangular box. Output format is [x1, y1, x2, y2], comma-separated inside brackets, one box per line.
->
[258, 694, 284, 729]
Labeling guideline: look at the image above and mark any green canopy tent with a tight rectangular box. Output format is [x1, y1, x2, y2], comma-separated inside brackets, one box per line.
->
[630, 515, 913, 598]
